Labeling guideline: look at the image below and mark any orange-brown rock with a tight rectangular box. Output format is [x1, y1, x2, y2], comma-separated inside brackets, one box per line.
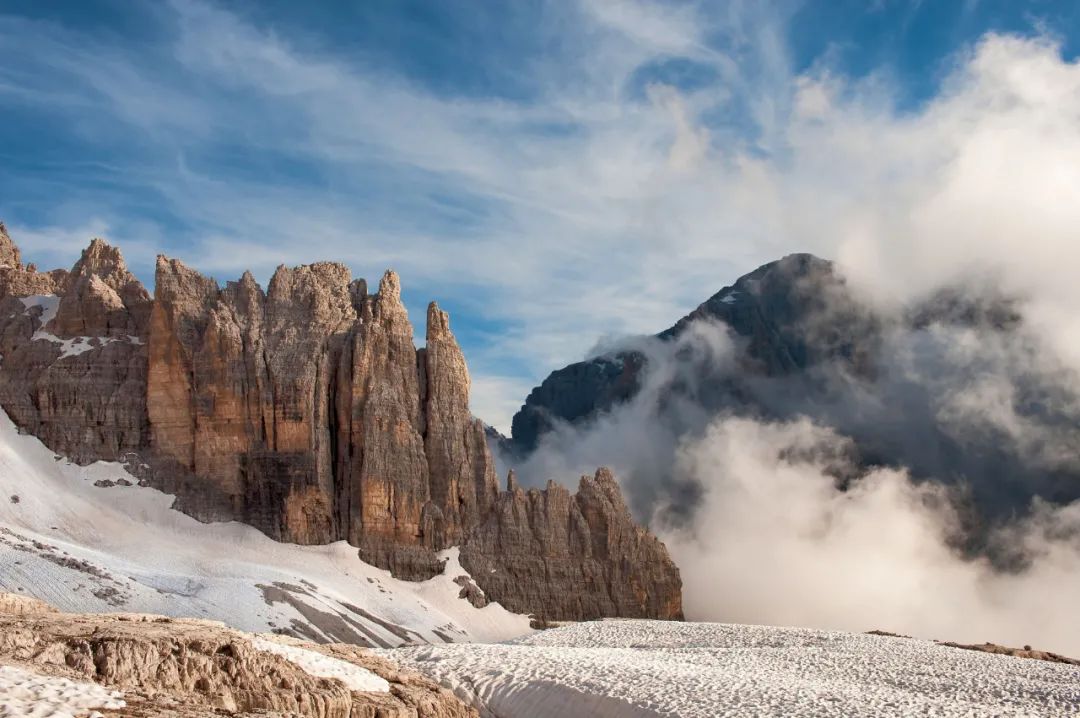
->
[51, 238, 151, 337]
[143, 262, 504, 579]
[334, 271, 437, 575]
[460, 467, 684, 622]
[0, 594, 478, 717]
[0, 222, 67, 298]
[0, 223, 685, 618]
[421, 302, 499, 545]
[0, 234, 147, 463]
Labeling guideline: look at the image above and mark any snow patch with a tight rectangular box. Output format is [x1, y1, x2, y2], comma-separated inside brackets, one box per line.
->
[0, 408, 532, 646]
[18, 296, 60, 328]
[0, 665, 125, 717]
[17, 295, 142, 358]
[251, 637, 390, 693]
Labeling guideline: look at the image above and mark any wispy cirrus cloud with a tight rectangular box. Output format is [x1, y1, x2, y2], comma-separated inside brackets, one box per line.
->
[2, 1, 1079, 431]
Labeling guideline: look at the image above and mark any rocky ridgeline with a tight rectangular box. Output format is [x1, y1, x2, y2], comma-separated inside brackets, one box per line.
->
[0, 592, 476, 717]
[0, 224, 682, 622]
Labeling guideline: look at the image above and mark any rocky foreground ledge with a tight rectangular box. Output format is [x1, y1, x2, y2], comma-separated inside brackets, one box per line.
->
[0, 592, 476, 717]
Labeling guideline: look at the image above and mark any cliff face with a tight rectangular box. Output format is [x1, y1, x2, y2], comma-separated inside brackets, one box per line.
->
[145, 258, 500, 579]
[0, 226, 682, 619]
[460, 468, 683, 622]
[0, 234, 149, 463]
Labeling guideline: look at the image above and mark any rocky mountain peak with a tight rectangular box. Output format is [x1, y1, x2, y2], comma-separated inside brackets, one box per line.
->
[70, 238, 128, 280]
[426, 301, 452, 341]
[378, 269, 402, 301]
[459, 466, 683, 622]
[510, 251, 877, 454]
[0, 224, 66, 296]
[0, 221, 20, 267]
[0, 230, 684, 623]
[265, 261, 356, 333]
[53, 239, 151, 338]
[155, 255, 218, 302]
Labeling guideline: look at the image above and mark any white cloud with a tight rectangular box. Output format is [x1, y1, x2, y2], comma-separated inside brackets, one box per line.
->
[6, 0, 1080, 653]
[660, 416, 1080, 656]
[6, 4, 1080, 430]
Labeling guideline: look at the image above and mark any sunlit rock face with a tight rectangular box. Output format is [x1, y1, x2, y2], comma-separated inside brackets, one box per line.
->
[0, 234, 148, 464]
[0, 225, 683, 618]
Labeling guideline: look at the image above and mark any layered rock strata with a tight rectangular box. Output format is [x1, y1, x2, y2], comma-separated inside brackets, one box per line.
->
[146, 257, 499, 578]
[0, 592, 477, 717]
[0, 233, 149, 463]
[461, 468, 683, 622]
[0, 226, 683, 620]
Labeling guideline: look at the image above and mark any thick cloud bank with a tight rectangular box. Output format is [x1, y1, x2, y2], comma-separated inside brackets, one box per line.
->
[662, 417, 1080, 655]
[509, 317, 1080, 655]
[502, 32, 1080, 654]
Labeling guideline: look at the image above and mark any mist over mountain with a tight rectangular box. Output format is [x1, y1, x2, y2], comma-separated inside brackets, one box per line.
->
[502, 252, 1080, 653]
[509, 253, 1075, 523]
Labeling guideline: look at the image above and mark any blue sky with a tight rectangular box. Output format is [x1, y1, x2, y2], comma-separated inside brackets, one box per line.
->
[2, 0, 1079, 430]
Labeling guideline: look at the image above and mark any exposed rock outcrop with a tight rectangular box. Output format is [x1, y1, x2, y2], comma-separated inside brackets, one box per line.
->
[52, 238, 151, 337]
[460, 468, 683, 622]
[421, 302, 500, 545]
[0, 224, 684, 618]
[937, 641, 1080, 666]
[0, 222, 20, 267]
[0, 222, 67, 300]
[0, 593, 477, 717]
[0, 235, 147, 463]
[509, 253, 876, 454]
[143, 260, 501, 579]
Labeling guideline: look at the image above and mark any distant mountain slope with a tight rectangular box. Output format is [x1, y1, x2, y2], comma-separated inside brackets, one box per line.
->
[509, 253, 1078, 525]
[510, 254, 877, 453]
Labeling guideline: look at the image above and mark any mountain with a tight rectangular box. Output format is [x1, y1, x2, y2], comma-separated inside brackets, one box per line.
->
[0, 224, 681, 625]
[509, 253, 1078, 527]
[510, 254, 877, 453]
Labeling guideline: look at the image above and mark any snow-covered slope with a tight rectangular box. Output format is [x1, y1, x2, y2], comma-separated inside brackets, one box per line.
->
[383, 620, 1080, 717]
[0, 410, 531, 646]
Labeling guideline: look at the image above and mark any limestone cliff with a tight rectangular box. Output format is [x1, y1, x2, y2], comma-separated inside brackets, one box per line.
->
[0, 234, 148, 463]
[461, 468, 683, 622]
[0, 225, 683, 619]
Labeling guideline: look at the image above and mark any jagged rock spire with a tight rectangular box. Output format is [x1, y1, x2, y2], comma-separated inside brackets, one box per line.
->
[0, 221, 21, 268]
[423, 299, 499, 544]
[51, 238, 151, 337]
[459, 466, 683, 621]
[0, 235, 685, 621]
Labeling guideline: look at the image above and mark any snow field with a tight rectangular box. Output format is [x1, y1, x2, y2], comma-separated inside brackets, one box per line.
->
[383, 620, 1080, 717]
[0, 409, 531, 647]
[0, 665, 125, 718]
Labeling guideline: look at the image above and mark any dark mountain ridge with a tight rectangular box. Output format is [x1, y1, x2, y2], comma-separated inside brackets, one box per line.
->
[509, 253, 1076, 529]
